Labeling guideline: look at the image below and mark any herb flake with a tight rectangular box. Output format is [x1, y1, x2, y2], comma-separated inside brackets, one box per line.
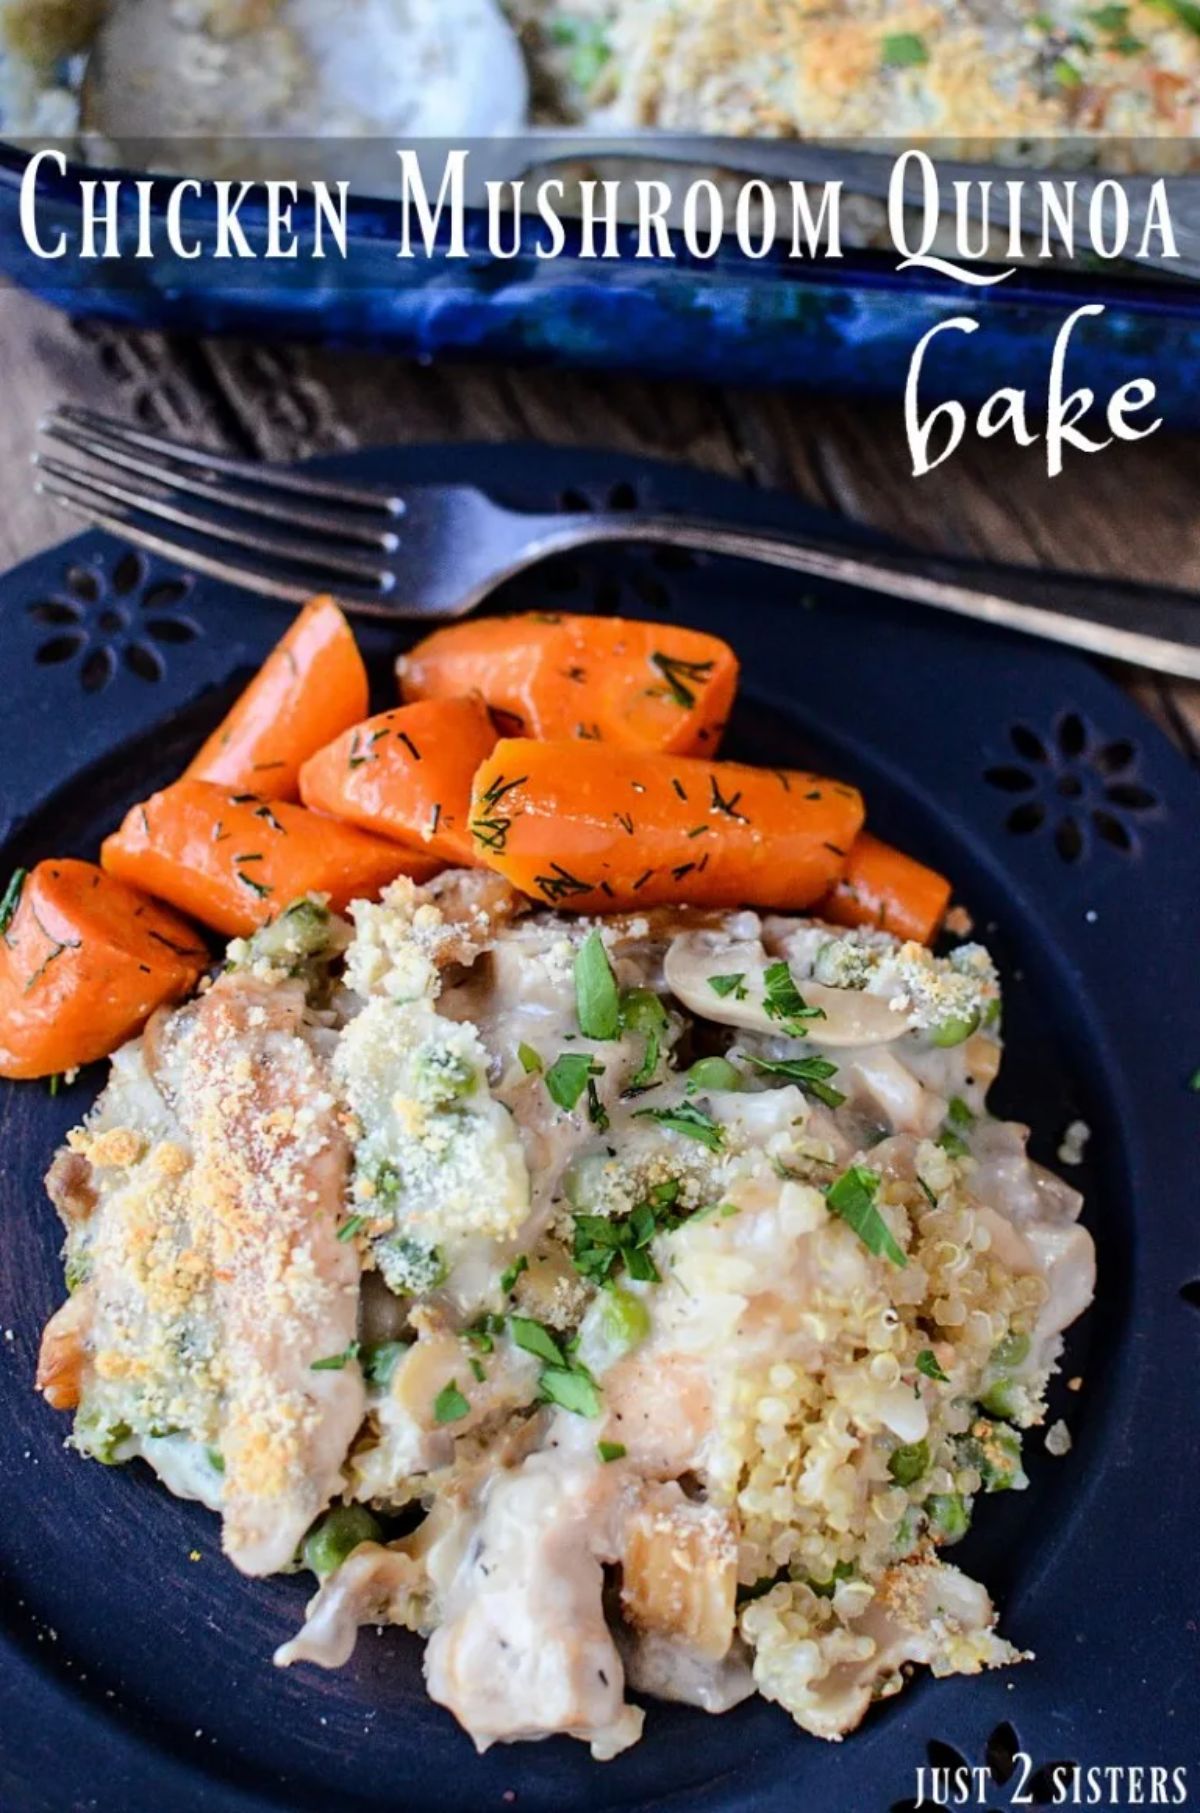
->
[633, 1101, 725, 1151]
[575, 930, 621, 1040]
[825, 1165, 907, 1268]
[433, 1380, 471, 1424]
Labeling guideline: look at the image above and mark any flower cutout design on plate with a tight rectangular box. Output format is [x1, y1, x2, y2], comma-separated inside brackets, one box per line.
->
[984, 712, 1159, 864]
[27, 551, 201, 694]
[891, 1724, 1078, 1812]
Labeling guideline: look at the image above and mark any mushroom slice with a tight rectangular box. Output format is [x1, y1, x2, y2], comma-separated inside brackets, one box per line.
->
[663, 933, 911, 1049]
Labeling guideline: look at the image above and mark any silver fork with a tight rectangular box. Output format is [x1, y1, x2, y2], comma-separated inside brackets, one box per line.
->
[33, 404, 1200, 680]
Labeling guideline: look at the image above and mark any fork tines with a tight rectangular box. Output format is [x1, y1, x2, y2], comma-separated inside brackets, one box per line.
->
[34, 405, 399, 606]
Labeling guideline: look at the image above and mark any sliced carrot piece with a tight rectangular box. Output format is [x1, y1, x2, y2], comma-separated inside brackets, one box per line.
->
[101, 780, 440, 939]
[0, 859, 208, 1079]
[299, 697, 498, 867]
[185, 595, 369, 800]
[817, 833, 951, 945]
[468, 739, 863, 914]
[398, 613, 738, 756]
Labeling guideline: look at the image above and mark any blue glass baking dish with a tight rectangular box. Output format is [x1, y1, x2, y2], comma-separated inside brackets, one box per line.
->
[4, 139, 1200, 422]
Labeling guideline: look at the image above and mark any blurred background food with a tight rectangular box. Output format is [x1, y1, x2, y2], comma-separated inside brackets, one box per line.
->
[5, 0, 1200, 154]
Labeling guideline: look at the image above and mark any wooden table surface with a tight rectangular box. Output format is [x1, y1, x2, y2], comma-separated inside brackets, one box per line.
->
[3, 285, 1197, 767]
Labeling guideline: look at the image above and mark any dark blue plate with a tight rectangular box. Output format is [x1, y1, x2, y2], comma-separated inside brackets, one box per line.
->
[1, 446, 1197, 1813]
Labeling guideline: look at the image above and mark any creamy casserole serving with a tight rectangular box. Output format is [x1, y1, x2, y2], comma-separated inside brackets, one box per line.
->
[38, 870, 1094, 1757]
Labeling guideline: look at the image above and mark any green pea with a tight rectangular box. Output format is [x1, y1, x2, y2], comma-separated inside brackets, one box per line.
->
[621, 987, 668, 1038]
[980, 1377, 1023, 1420]
[303, 1504, 382, 1578]
[887, 1438, 930, 1487]
[927, 1492, 971, 1543]
[687, 1056, 741, 1093]
[991, 1331, 1031, 1370]
[599, 1287, 651, 1354]
[930, 1012, 982, 1049]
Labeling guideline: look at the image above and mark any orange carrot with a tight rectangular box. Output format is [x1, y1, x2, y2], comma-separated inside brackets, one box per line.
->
[299, 697, 498, 868]
[818, 833, 951, 945]
[185, 595, 369, 800]
[0, 859, 208, 1079]
[468, 739, 863, 914]
[398, 614, 738, 756]
[101, 781, 440, 939]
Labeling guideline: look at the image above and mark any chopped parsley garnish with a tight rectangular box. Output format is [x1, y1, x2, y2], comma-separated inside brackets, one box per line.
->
[336, 1215, 366, 1243]
[360, 1340, 409, 1388]
[574, 1212, 659, 1287]
[825, 1165, 907, 1268]
[469, 1357, 486, 1384]
[572, 1179, 685, 1288]
[597, 1440, 627, 1463]
[749, 1054, 845, 1110]
[881, 30, 928, 65]
[500, 1254, 529, 1294]
[1150, 0, 1200, 38]
[311, 1342, 360, 1372]
[937, 1128, 970, 1159]
[509, 1316, 601, 1417]
[518, 1042, 543, 1075]
[0, 867, 27, 937]
[946, 1096, 975, 1128]
[587, 1076, 610, 1131]
[509, 1316, 566, 1366]
[916, 1349, 950, 1383]
[708, 972, 748, 1001]
[762, 961, 824, 1036]
[539, 1364, 601, 1418]
[545, 1052, 604, 1112]
[433, 1380, 470, 1424]
[575, 930, 621, 1040]
[633, 1101, 725, 1151]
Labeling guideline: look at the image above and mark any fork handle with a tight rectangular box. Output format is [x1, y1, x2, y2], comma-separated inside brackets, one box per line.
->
[558, 516, 1200, 682]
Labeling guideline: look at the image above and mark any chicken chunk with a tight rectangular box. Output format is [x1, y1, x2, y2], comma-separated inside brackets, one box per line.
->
[37, 968, 364, 1576]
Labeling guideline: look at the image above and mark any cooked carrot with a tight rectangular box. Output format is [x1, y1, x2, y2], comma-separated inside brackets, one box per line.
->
[0, 859, 208, 1079]
[398, 614, 738, 756]
[817, 833, 951, 946]
[185, 595, 369, 800]
[101, 781, 440, 939]
[299, 697, 498, 867]
[468, 739, 863, 914]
